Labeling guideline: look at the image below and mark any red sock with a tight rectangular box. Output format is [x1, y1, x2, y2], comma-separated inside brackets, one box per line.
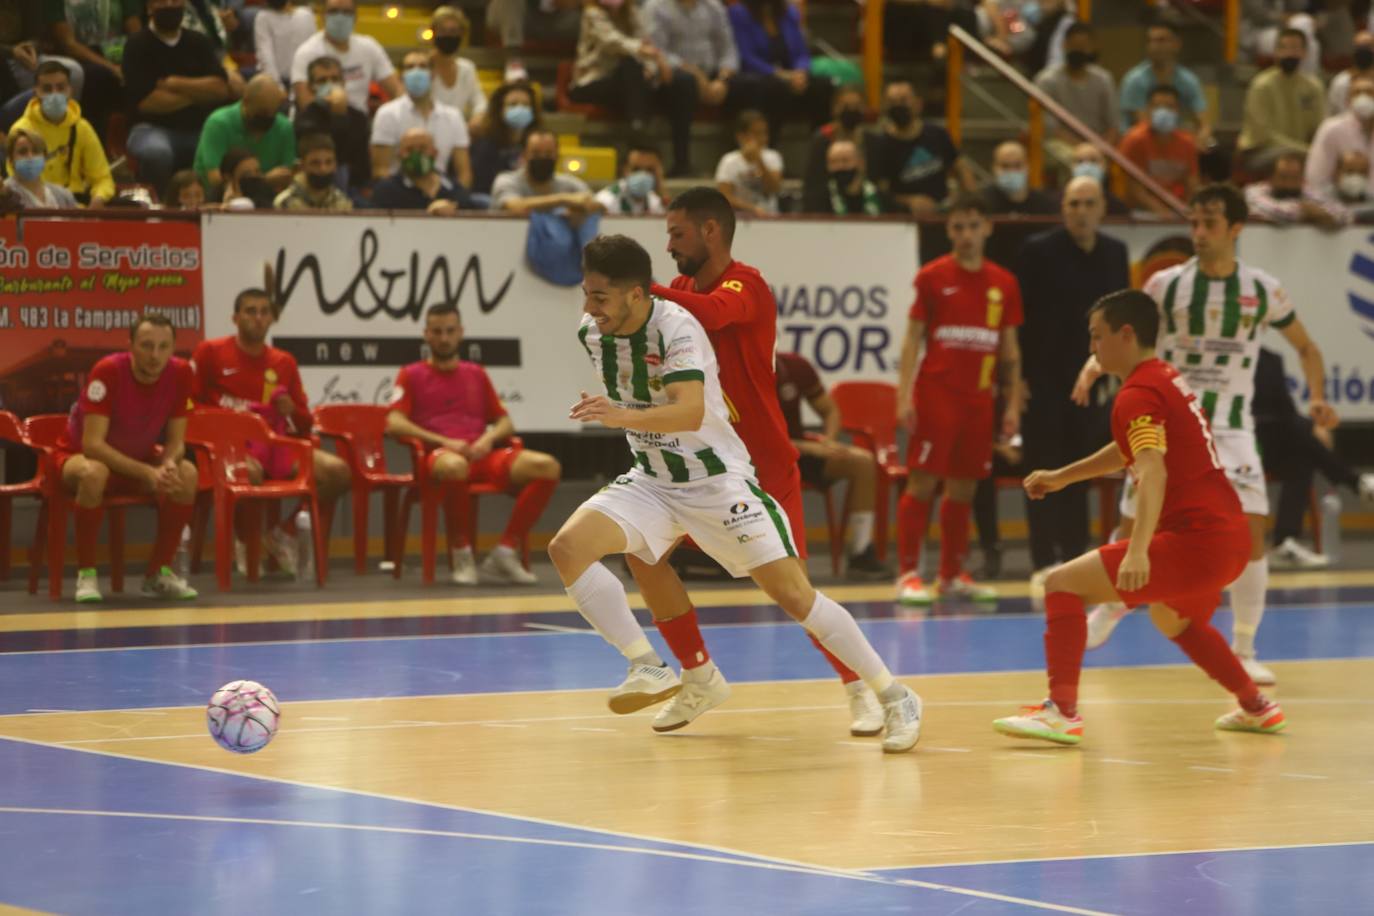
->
[1171, 622, 1264, 711]
[655, 607, 710, 669]
[808, 633, 860, 683]
[938, 498, 971, 582]
[443, 484, 471, 550]
[74, 506, 104, 569]
[501, 477, 556, 549]
[897, 493, 932, 576]
[1044, 592, 1087, 718]
[149, 500, 193, 574]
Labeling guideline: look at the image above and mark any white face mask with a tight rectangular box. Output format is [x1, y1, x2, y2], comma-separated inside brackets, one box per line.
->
[1338, 172, 1368, 199]
[1352, 93, 1374, 121]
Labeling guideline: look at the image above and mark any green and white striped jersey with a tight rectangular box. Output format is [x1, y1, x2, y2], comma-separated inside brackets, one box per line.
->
[577, 299, 756, 485]
[1145, 257, 1296, 432]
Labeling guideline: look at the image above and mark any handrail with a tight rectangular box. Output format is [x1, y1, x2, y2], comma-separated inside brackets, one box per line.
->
[945, 24, 1190, 218]
[862, 0, 884, 111]
[1225, 0, 1239, 65]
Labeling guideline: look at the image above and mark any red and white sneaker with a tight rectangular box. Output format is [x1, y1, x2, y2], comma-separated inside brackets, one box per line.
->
[896, 572, 933, 606]
[993, 699, 1084, 746]
[936, 572, 997, 602]
[1215, 699, 1286, 734]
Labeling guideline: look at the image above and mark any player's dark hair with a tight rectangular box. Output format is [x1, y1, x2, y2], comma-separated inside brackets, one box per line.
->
[1189, 182, 1247, 225]
[425, 303, 461, 321]
[582, 234, 652, 295]
[668, 186, 736, 244]
[1089, 289, 1159, 348]
[130, 312, 175, 341]
[233, 288, 271, 314]
[1147, 83, 1180, 104]
[947, 192, 990, 218]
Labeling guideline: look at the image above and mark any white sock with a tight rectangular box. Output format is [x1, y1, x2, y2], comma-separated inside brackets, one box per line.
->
[565, 562, 653, 661]
[1229, 557, 1268, 658]
[847, 511, 875, 555]
[800, 591, 895, 695]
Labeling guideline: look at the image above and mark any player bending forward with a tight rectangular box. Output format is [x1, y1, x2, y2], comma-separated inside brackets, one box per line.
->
[994, 290, 1285, 745]
[548, 235, 924, 753]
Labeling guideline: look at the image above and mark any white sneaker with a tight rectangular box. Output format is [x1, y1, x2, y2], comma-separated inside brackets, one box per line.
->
[652, 665, 731, 732]
[936, 573, 998, 602]
[480, 544, 537, 585]
[1238, 654, 1277, 686]
[1359, 473, 1374, 506]
[141, 566, 198, 600]
[845, 681, 884, 737]
[75, 568, 102, 604]
[1269, 537, 1330, 570]
[880, 685, 923, 753]
[608, 662, 681, 714]
[266, 526, 300, 577]
[896, 572, 933, 606]
[1085, 603, 1130, 650]
[450, 546, 477, 586]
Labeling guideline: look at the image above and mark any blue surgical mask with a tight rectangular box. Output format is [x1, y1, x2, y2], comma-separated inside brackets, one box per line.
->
[14, 155, 46, 182]
[1072, 161, 1105, 183]
[995, 169, 1027, 196]
[39, 92, 69, 122]
[1150, 106, 1179, 133]
[324, 11, 354, 41]
[403, 68, 431, 98]
[503, 104, 533, 131]
[625, 170, 655, 199]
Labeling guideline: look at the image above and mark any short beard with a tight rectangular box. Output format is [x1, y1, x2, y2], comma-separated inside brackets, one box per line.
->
[674, 252, 706, 277]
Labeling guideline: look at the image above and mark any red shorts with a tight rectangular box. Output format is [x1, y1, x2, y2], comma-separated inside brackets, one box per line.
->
[427, 445, 521, 491]
[1097, 516, 1250, 621]
[907, 389, 994, 479]
[57, 451, 154, 497]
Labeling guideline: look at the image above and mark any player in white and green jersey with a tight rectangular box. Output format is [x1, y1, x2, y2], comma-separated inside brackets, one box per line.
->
[1078, 185, 1338, 684]
[548, 234, 924, 753]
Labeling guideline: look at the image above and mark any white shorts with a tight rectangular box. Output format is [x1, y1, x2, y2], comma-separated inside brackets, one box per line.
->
[581, 471, 797, 578]
[1119, 429, 1268, 520]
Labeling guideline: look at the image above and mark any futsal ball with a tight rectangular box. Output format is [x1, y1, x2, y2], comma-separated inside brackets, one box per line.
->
[207, 680, 280, 754]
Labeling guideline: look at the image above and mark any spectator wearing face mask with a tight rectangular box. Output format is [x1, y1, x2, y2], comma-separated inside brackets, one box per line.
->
[864, 80, 974, 217]
[715, 108, 783, 216]
[980, 140, 1056, 216]
[1118, 84, 1198, 217]
[254, 0, 316, 90]
[492, 127, 600, 216]
[1118, 19, 1210, 143]
[9, 60, 113, 206]
[216, 147, 275, 209]
[373, 127, 474, 214]
[595, 139, 666, 214]
[1328, 30, 1374, 114]
[1063, 141, 1130, 216]
[293, 56, 372, 191]
[1245, 149, 1349, 227]
[428, 6, 487, 133]
[4, 128, 79, 209]
[1033, 22, 1119, 165]
[1305, 76, 1374, 193]
[1320, 150, 1374, 219]
[469, 81, 541, 197]
[289, 0, 401, 113]
[1238, 27, 1325, 175]
[811, 138, 890, 216]
[193, 74, 297, 192]
[1242, 0, 1321, 75]
[801, 84, 866, 215]
[164, 169, 206, 209]
[371, 50, 472, 188]
[275, 132, 352, 211]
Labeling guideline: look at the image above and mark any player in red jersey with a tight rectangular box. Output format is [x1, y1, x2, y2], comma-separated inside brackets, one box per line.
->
[385, 304, 562, 585]
[623, 186, 891, 739]
[895, 194, 1023, 605]
[192, 288, 352, 577]
[993, 290, 1285, 745]
[57, 314, 199, 603]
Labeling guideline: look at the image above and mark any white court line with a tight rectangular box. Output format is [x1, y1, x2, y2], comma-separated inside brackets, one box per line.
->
[1097, 758, 1152, 767]
[1188, 766, 1235, 774]
[522, 623, 595, 634]
[1280, 773, 1329, 781]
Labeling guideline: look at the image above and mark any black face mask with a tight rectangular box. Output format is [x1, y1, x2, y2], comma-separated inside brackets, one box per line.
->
[886, 104, 913, 128]
[266, 0, 287, 8]
[527, 157, 556, 182]
[434, 34, 462, 56]
[838, 108, 863, 131]
[245, 113, 276, 132]
[1278, 56, 1301, 75]
[238, 175, 271, 203]
[151, 5, 184, 31]
[1066, 49, 1095, 70]
[1356, 47, 1374, 70]
[306, 171, 336, 190]
[1270, 186, 1302, 199]
[830, 168, 858, 188]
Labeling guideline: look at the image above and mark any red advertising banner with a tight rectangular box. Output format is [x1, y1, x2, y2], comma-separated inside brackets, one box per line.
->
[0, 217, 203, 417]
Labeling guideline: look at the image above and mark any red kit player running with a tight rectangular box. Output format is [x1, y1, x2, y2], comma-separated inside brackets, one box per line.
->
[994, 289, 1285, 745]
[895, 194, 1024, 605]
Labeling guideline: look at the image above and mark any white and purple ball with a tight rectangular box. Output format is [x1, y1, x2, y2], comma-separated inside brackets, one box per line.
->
[207, 680, 280, 753]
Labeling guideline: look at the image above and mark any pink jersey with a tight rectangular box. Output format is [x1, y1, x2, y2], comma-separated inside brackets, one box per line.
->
[390, 360, 506, 443]
[59, 352, 193, 461]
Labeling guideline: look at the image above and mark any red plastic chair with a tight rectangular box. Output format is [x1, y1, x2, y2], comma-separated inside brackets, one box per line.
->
[185, 408, 327, 591]
[828, 381, 906, 563]
[392, 435, 529, 584]
[800, 433, 847, 576]
[0, 411, 44, 587]
[313, 404, 415, 575]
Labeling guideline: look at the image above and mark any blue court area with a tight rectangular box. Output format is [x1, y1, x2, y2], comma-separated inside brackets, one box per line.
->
[1, 597, 1371, 915]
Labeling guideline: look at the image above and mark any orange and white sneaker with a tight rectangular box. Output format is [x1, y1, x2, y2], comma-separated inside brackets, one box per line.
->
[1215, 699, 1286, 735]
[993, 700, 1084, 746]
[937, 572, 998, 603]
[896, 572, 933, 606]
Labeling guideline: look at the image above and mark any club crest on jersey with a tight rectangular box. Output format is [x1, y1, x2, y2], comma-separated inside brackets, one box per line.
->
[648, 377, 663, 391]
[730, 502, 749, 514]
[86, 379, 107, 403]
[265, 369, 278, 383]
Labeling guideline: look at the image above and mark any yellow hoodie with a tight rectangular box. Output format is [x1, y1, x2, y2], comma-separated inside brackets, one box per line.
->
[10, 97, 115, 202]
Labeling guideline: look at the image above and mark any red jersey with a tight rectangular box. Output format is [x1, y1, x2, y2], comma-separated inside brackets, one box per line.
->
[391, 360, 506, 444]
[1112, 358, 1241, 529]
[59, 352, 193, 461]
[775, 351, 824, 441]
[650, 261, 798, 491]
[910, 254, 1023, 401]
[191, 336, 312, 436]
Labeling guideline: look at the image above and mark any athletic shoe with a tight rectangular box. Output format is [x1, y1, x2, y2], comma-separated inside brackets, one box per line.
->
[141, 566, 198, 600]
[896, 572, 933, 606]
[1215, 699, 1286, 734]
[1269, 537, 1330, 570]
[608, 662, 681, 714]
[480, 545, 537, 585]
[652, 665, 730, 732]
[266, 526, 299, 577]
[845, 544, 890, 580]
[993, 699, 1084, 746]
[1359, 472, 1374, 506]
[880, 685, 923, 753]
[845, 681, 884, 737]
[1086, 603, 1130, 650]
[937, 572, 997, 602]
[450, 546, 477, 586]
[75, 568, 102, 604]
[1238, 654, 1277, 686]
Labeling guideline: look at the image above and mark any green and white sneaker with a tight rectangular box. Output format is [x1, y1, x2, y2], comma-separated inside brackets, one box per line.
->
[141, 566, 198, 600]
[993, 700, 1084, 746]
[75, 568, 103, 604]
[1215, 699, 1286, 735]
[937, 573, 997, 602]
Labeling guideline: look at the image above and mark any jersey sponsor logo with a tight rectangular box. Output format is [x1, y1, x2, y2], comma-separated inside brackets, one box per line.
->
[941, 286, 960, 295]
[730, 502, 749, 514]
[221, 367, 239, 376]
[721, 280, 744, 293]
[644, 353, 661, 366]
[932, 325, 999, 350]
[86, 379, 107, 403]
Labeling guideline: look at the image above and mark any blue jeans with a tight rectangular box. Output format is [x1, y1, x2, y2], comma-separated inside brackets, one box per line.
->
[126, 123, 202, 195]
